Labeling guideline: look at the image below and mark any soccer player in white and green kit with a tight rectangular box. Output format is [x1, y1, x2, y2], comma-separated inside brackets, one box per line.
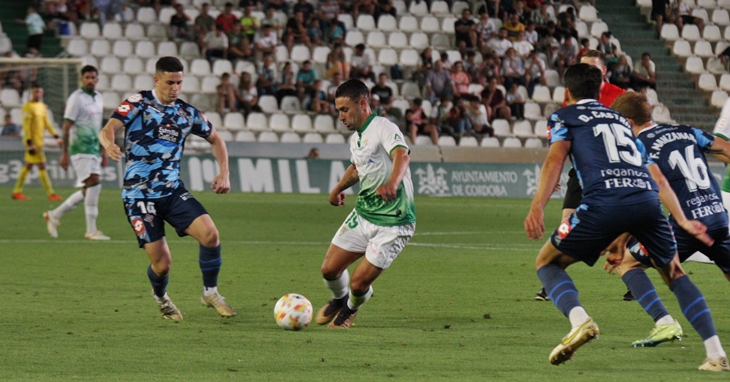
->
[44, 65, 110, 240]
[315, 79, 416, 329]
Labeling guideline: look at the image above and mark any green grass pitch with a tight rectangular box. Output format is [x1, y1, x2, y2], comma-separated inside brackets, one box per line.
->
[2, 186, 730, 381]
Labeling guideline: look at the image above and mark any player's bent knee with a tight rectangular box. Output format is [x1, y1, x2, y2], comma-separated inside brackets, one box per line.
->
[199, 229, 220, 248]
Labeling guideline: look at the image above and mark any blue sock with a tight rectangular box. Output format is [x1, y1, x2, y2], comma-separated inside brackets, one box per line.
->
[622, 268, 670, 323]
[199, 244, 222, 288]
[671, 275, 717, 341]
[147, 264, 168, 298]
[537, 264, 582, 317]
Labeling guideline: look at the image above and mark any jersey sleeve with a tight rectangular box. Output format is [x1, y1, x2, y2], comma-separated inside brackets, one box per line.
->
[378, 119, 409, 155]
[713, 98, 730, 140]
[547, 112, 571, 144]
[190, 108, 213, 138]
[21, 104, 32, 141]
[63, 93, 80, 122]
[44, 105, 58, 137]
[635, 138, 655, 166]
[110, 93, 144, 125]
[692, 126, 715, 151]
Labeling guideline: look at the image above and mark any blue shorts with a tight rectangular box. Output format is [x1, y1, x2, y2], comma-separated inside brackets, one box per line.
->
[550, 201, 677, 268]
[629, 227, 730, 274]
[123, 186, 208, 248]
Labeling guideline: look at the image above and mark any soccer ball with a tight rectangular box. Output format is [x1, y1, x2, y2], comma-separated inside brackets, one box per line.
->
[274, 293, 313, 331]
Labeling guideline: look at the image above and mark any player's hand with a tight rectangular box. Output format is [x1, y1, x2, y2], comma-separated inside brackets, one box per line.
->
[524, 208, 545, 240]
[210, 173, 230, 194]
[56, 138, 63, 148]
[28, 144, 37, 155]
[376, 183, 398, 202]
[101, 154, 109, 167]
[603, 243, 626, 274]
[552, 184, 562, 193]
[329, 191, 345, 206]
[59, 152, 69, 170]
[105, 144, 122, 162]
[679, 219, 714, 247]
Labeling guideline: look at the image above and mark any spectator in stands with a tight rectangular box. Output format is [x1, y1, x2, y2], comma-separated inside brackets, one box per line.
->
[307, 18, 325, 46]
[719, 45, 730, 71]
[325, 17, 345, 44]
[318, 0, 339, 27]
[651, 0, 672, 35]
[455, 9, 478, 53]
[512, 31, 533, 59]
[296, 60, 319, 100]
[353, 0, 377, 22]
[327, 71, 344, 103]
[481, 76, 511, 122]
[374, 0, 396, 21]
[486, 28, 513, 59]
[440, 52, 453, 71]
[195, 3, 215, 45]
[215, 3, 238, 33]
[426, 60, 455, 105]
[610, 54, 632, 90]
[502, 47, 526, 90]
[463, 94, 493, 136]
[240, 5, 259, 44]
[524, 21, 539, 45]
[463, 51, 480, 81]
[478, 53, 502, 84]
[170, 4, 193, 40]
[264, 0, 289, 15]
[325, 43, 350, 80]
[261, 7, 283, 34]
[671, 0, 704, 34]
[414, 47, 434, 88]
[524, 49, 546, 98]
[504, 12, 525, 42]
[256, 54, 278, 96]
[276, 61, 298, 104]
[477, 11, 497, 53]
[556, 37, 578, 77]
[254, 22, 278, 62]
[505, 82, 525, 120]
[237, 72, 261, 116]
[371, 73, 402, 119]
[531, 3, 554, 35]
[284, 10, 312, 53]
[451, 61, 471, 98]
[598, 31, 618, 69]
[632, 52, 656, 90]
[216, 72, 237, 113]
[93, 0, 125, 28]
[1, 114, 21, 137]
[227, 23, 251, 60]
[370, 93, 387, 116]
[406, 98, 439, 145]
[203, 23, 229, 62]
[16, 6, 46, 51]
[578, 38, 590, 59]
[349, 44, 374, 81]
[512, 0, 528, 23]
[294, 0, 316, 21]
[556, 6, 578, 40]
[432, 95, 471, 138]
[305, 79, 332, 115]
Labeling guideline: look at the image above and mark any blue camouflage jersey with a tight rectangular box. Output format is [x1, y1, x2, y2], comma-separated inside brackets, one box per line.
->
[111, 91, 212, 202]
[548, 99, 658, 206]
[637, 123, 727, 231]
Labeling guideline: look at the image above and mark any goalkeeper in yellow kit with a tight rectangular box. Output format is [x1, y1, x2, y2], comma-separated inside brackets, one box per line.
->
[12, 83, 63, 201]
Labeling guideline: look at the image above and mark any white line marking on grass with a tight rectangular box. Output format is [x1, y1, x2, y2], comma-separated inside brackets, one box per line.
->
[414, 231, 524, 236]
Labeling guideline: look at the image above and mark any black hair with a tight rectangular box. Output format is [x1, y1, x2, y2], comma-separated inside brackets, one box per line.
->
[81, 65, 98, 75]
[335, 79, 370, 102]
[563, 63, 602, 101]
[155, 56, 184, 74]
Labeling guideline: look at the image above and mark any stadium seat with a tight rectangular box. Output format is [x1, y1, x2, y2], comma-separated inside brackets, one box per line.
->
[367, 31, 386, 48]
[720, 0, 730, 8]
[543, 103, 560, 118]
[431, 0, 449, 15]
[698, 73, 717, 91]
[437, 136, 456, 146]
[575, 21, 589, 39]
[409, 0, 429, 15]
[578, 5, 598, 21]
[200, 76, 219, 94]
[492, 119, 512, 137]
[234, 61, 255, 76]
[400, 82, 421, 100]
[441, 16, 457, 35]
[158, 7, 176, 24]
[720, 74, 730, 90]
[673, 39, 692, 57]
[344, 30, 364, 47]
[259, 95, 280, 114]
[698, 0, 717, 8]
[80, 55, 98, 68]
[421, 16, 440, 33]
[67, 38, 89, 56]
[694, 40, 714, 57]
[356, 14, 376, 31]
[400, 49, 420, 67]
[377, 14, 397, 32]
[543, 69, 560, 88]
[525, 138, 544, 149]
[692, 8, 709, 23]
[235, 131, 256, 142]
[157, 41, 178, 56]
[392, 99, 410, 115]
[377, 48, 398, 66]
[224, 112, 245, 131]
[100, 56, 122, 74]
[325, 133, 346, 144]
[217, 130, 233, 142]
[124, 23, 145, 40]
[103, 23, 123, 40]
[112, 39, 134, 56]
[205, 112, 223, 129]
[102, 91, 120, 110]
[703, 25, 722, 42]
[111, 74, 133, 92]
[190, 59, 211, 76]
[247, 112, 268, 131]
[513, 120, 534, 138]
[428, 33, 448, 50]
[410, 32, 429, 50]
[387, 32, 407, 49]
[399, 15, 419, 33]
[458, 136, 478, 147]
[653, 105, 673, 123]
[415, 136, 434, 146]
[135, 40, 156, 58]
[80, 22, 100, 39]
[280, 96, 302, 114]
[269, 113, 290, 132]
[445, 50, 462, 63]
[314, 115, 336, 133]
[534, 120, 548, 138]
[590, 21, 608, 38]
[136, 7, 156, 23]
[291, 44, 312, 64]
[712, 90, 729, 107]
[0, 89, 20, 107]
[122, 57, 144, 74]
[531, 85, 552, 103]
[0, 36, 12, 55]
[480, 137, 500, 147]
[312, 46, 330, 65]
[90, 39, 111, 57]
[451, 1, 469, 14]
[713, 9, 730, 26]
[146, 24, 168, 40]
[291, 114, 313, 132]
[180, 42, 200, 59]
[685, 56, 705, 74]
[524, 103, 542, 121]
[502, 137, 522, 148]
[706, 57, 726, 74]
[393, 0, 407, 15]
[302, 132, 323, 143]
[661, 24, 680, 41]
[338, 14, 354, 30]
[212, 60, 233, 77]
[96, 74, 109, 91]
[258, 131, 279, 142]
[682, 25, 701, 41]
[551, 86, 565, 103]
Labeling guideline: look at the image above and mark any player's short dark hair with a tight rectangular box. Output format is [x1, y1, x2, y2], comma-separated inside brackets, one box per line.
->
[155, 56, 184, 74]
[563, 63, 602, 101]
[413, 98, 422, 106]
[81, 65, 98, 75]
[610, 92, 653, 126]
[31, 82, 42, 89]
[335, 79, 370, 102]
[580, 49, 605, 66]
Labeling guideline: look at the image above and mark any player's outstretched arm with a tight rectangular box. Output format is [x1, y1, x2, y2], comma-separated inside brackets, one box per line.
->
[59, 120, 73, 170]
[330, 164, 359, 206]
[647, 163, 714, 246]
[709, 136, 730, 163]
[524, 140, 570, 240]
[99, 118, 124, 162]
[205, 129, 230, 194]
[376, 147, 409, 202]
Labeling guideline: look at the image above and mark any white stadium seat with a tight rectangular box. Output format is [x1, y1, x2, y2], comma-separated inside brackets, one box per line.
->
[685, 56, 705, 74]
[673, 39, 692, 57]
[281, 132, 301, 143]
[431, 1, 450, 15]
[356, 14, 376, 31]
[100, 56, 122, 74]
[111, 74, 133, 92]
[344, 30, 364, 47]
[492, 119, 512, 137]
[281, 96, 302, 113]
[720, 73, 730, 90]
[102, 91, 120, 110]
[204, 112, 223, 129]
[312, 46, 330, 64]
[124, 23, 145, 40]
[314, 115, 336, 133]
[694, 40, 714, 57]
[224, 112, 245, 131]
[410, 32, 429, 50]
[400, 49, 420, 67]
[112, 40, 134, 56]
[302, 132, 323, 143]
[134, 74, 154, 90]
[235, 131, 256, 142]
[502, 137, 522, 148]
[534, 120, 548, 138]
[661, 24, 680, 41]
[158, 7, 176, 24]
[531, 85, 552, 103]
[90, 39, 111, 57]
[212, 60, 233, 76]
[704, 25, 722, 42]
[707, 57, 726, 74]
[102, 22, 123, 39]
[442, 16, 457, 34]
[590, 21, 608, 38]
[200, 76, 220, 94]
[135, 40, 157, 58]
[80, 22, 100, 39]
[338, 14, 354, 30]
[136, 7, 157, 24]
[180, 41, 200, 59]
[699, 72, 717, 91]
[123, 57, 145, 74]
[292, 114, 313, 132]
[524, 102, 543, 120]
[525, 138, 544, 148]
[399, 16, 419, 33]
[578, 5, 598, 22]
[713, 9, 730, 26]
[147, 24, 168, 40]
[377, 14, 397, 31]
[0, 89, 20, 107]
[259, 95, 280, 113]
[258, 131, 279, 142]
[269, 113, 290, 131]
[682, 24, 701, 41]
[451, 1, 470, 15]
[712, 90, 729, 107]
[190, 59, 211, 76]
[247, 112, 268, 131]
[378, 48, 398, 66]
[421, 16, 440, 33]
[157, 41, 178, 56]
[67, 38, 88, 56]
[459, 136, 478, 147]
[388, 32, 408, 49]
[480, 137, 500, 147]
[513, 120, 534, 138]
[181, 76, 200, 93]
[409, 0, 429, 16]
[325, 133, 346, 144]
[217, 130, 233, 141]
[367, 31, 386, 48]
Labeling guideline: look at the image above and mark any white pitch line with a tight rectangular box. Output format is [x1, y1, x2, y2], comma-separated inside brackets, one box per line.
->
[414, 231, 524, 236]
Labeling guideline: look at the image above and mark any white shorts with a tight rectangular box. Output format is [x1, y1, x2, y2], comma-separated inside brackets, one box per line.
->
[331, 209, 415, 269]
[71, 154, 102, 188]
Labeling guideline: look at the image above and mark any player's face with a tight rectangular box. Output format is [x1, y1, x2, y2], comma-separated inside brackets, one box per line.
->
[80, 71, 98, 92]
[336, 96, 367, 131]
[154, 71, 183, 104]
[31, 87, 43, 101]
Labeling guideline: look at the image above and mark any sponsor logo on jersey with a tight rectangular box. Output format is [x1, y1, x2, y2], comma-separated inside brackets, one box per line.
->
[154, 123, 182, 143]
[127, 93, 143, 103]
[557, 219, 572, 239]
[131, 216, 146, 234]
[116, 101, 133, 116]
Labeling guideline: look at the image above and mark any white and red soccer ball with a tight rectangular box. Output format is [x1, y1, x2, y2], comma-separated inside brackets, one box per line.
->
[274, 293, 313, 331]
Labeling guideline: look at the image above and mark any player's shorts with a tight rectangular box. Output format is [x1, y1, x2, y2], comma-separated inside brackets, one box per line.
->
[562, 168, 583, 210]
[629, 228, 730, 274]
[123, 186, 208, 248]
[550, 200, 677, 268]
[71, 154, 102, 187]
[24, 147, 46, 164]
[331, 209, 415, 270]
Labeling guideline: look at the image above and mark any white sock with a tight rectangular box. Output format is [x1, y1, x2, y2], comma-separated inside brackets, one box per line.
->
[568, 307, 590, 328]
[705, 335, 727, 360]
[324, 269, 350, 299]
[347, 286, 373, 311]
[203, 286, 218, 296]
[656, 315, 675, 326]
[51, 190, 85, 219]
[84, 184, 101, 234]
[153, 293, 169, 303]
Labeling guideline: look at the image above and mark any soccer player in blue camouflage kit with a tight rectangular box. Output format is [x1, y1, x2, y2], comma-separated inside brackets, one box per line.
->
[99, 57, 235, 321]
[524, 64, 727, 370]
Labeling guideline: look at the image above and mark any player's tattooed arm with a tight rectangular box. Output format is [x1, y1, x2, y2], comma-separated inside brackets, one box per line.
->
[329, 164, 359, 206]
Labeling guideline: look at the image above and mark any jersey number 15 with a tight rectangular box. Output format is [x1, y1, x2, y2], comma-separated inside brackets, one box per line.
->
[594, 123, 642, 167]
